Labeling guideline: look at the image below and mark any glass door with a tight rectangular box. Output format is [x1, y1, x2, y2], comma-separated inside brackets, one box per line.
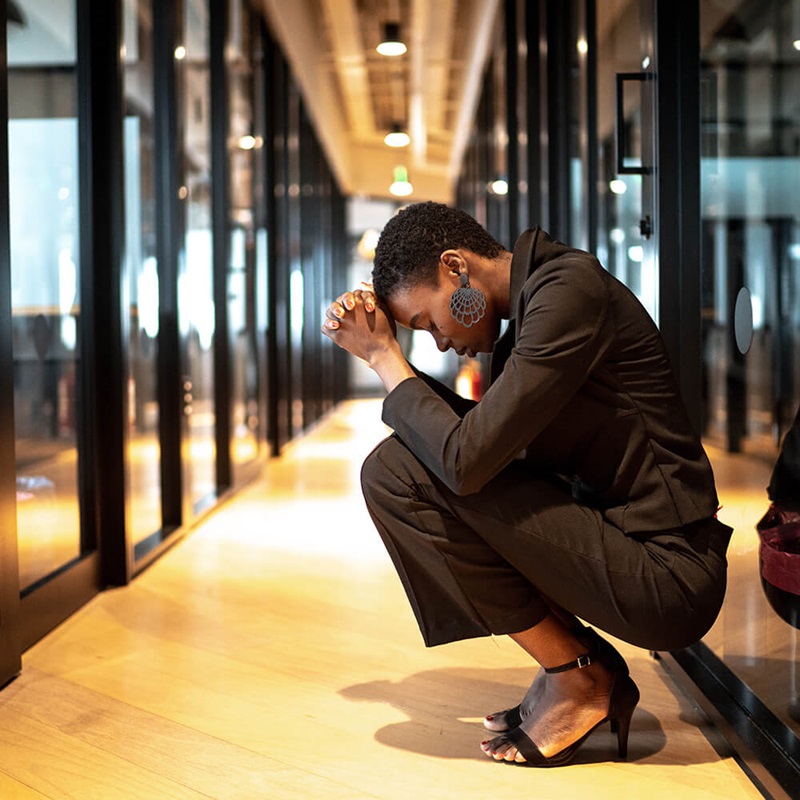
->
[698, 0, 800, 741]
[595, 0, 658, 320]
[124, 0, 163, 548]
[177, 0, 216, 515]
[8, 0, 89, 596]
[226, 0, 261, 480]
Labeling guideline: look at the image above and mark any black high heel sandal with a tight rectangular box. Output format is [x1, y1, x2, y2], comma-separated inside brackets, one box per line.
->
[483, 626, 629, 732]
[485, 654, 640, 767]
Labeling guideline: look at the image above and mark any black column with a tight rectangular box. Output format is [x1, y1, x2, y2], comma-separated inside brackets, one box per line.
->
[154, 0, 183, 528]
[211, 0, 231, 491]
[655, 0, 702, 433]
[78, 0, 129, 585]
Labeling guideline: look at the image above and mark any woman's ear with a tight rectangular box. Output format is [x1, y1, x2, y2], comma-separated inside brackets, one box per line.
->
[440, 249, 464, 277]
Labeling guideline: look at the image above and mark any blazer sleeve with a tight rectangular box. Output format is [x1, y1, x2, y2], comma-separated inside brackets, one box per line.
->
[381, 256, 613, 495]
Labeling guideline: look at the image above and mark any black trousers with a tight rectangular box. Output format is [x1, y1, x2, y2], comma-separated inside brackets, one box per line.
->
[361, 435, 732, 651]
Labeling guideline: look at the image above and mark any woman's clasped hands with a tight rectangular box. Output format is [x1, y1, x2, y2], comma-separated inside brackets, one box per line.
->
[321, 286, 398, 365]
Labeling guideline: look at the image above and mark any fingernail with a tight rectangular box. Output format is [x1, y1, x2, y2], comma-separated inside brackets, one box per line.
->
[485, 715, 493, 721]
[334, 308, 344, 318]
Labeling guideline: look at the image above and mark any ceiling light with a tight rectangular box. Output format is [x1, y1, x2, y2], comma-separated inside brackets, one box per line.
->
[377, 22, 407, 57]
[384, 123, 410, 147]
[489, 178, 509, 195]
[390, 166, 413, 197]
[794, 39, 800, 50]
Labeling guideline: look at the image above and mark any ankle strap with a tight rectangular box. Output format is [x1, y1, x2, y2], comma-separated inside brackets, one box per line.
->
[544, 654, 592, 674]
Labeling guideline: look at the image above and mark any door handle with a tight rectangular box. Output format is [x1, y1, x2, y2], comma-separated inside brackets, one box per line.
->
[615, 72, 653, 175]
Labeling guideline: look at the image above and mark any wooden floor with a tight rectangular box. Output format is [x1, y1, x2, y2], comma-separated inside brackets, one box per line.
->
[0, 400, 764, 799]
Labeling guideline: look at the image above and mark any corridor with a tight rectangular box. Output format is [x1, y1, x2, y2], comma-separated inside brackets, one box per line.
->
[0, 400, 762, 799]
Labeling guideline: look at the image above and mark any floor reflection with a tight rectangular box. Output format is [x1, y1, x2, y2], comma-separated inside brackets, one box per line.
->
[706, 443, 800, 736]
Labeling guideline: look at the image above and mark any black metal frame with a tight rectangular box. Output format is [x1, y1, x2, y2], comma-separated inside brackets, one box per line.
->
[0, 0, 21, 687]
[78, 0, 128, 586]
[662, 645, 800, 800]
[546, 0, 570, 241]
[211, 0, 232, 493]
[153, 0, 184, 545]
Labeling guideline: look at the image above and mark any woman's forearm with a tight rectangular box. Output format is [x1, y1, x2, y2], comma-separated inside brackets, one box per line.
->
[369, 342, 416, 394]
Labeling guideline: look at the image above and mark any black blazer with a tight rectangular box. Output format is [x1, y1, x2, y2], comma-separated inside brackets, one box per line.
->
[382, 228, 720, 534]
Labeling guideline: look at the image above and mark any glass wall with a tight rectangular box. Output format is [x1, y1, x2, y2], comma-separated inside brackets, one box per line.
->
[178, 0, 216, 512]
[8, 0, 83, 592]
[0, 0, 347, 662]
[226, 0, 261, 476]
[124, 0, 162, 546]
[594, 0, 657, 321]
[699, 0, 800, 740]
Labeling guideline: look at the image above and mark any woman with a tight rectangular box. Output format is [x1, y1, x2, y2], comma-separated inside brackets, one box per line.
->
[322, 202, 731, 767]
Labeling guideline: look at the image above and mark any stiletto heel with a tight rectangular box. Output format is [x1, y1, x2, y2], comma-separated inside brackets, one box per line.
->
[615, 711, 632, 759]
[484, 659, 640, 767]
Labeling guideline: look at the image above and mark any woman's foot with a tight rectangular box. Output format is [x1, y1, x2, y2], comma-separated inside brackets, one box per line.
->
[483, 667, 547, 732]
[481, 659, 615, 763]
[483, 626, 628, 734]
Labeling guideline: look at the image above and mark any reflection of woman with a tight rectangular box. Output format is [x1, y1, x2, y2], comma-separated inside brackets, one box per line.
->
[758, 404, 800, 531]
[322, 202, 732, 767]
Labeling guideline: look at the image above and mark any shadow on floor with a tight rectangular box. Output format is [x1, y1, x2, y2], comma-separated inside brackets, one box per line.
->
[340, 665, 678, 765]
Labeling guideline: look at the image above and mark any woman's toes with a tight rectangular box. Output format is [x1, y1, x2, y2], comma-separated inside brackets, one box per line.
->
[483, 712, 506, 732]
[481, 735, 517, 761]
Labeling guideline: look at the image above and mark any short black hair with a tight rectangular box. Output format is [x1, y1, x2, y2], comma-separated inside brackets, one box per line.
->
[372, 202, 505, 299]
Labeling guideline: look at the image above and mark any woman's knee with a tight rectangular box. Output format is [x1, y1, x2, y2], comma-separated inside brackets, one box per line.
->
[361, 435, 409, 502]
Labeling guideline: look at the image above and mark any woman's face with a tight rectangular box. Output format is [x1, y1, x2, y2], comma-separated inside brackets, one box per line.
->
[386, 268, 500, 357]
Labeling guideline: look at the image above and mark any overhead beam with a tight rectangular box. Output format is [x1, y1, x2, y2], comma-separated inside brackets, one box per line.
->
[320, 0, 376, 138]
[419, 0, 456, 137]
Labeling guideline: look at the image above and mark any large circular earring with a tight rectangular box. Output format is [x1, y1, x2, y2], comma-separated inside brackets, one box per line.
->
[449, 273, 487, 327]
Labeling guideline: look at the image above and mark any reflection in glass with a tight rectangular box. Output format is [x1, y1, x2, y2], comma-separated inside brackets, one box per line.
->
[699, 0, 800, 739]
[124, 0, 162, 545]
[8, 0, 82, 590]
[227, 0, 260, 474]
[594, 0, 657, 321]
[179, 0, 216, 510]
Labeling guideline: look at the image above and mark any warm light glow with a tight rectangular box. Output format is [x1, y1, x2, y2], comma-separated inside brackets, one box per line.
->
[489, 179, 509, 195]
[577, 39, 588, 54]
[357, 229, 380, 260]
[390, 165, 413, 197]
[794, 39, 800, 51]
[174, 45, 187, 60]
[609, 179, 627, 195]
[390, 180, 413, 197]
[238, 134, 263, 150]
[384, 129, 410, 147]
[377, 40, 407, 56]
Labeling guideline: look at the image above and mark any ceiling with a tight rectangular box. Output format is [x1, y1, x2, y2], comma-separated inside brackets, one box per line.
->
[259, 0, 501, 203]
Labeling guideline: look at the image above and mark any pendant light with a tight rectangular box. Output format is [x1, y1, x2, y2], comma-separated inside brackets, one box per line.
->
[377, 22, 407, 57]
